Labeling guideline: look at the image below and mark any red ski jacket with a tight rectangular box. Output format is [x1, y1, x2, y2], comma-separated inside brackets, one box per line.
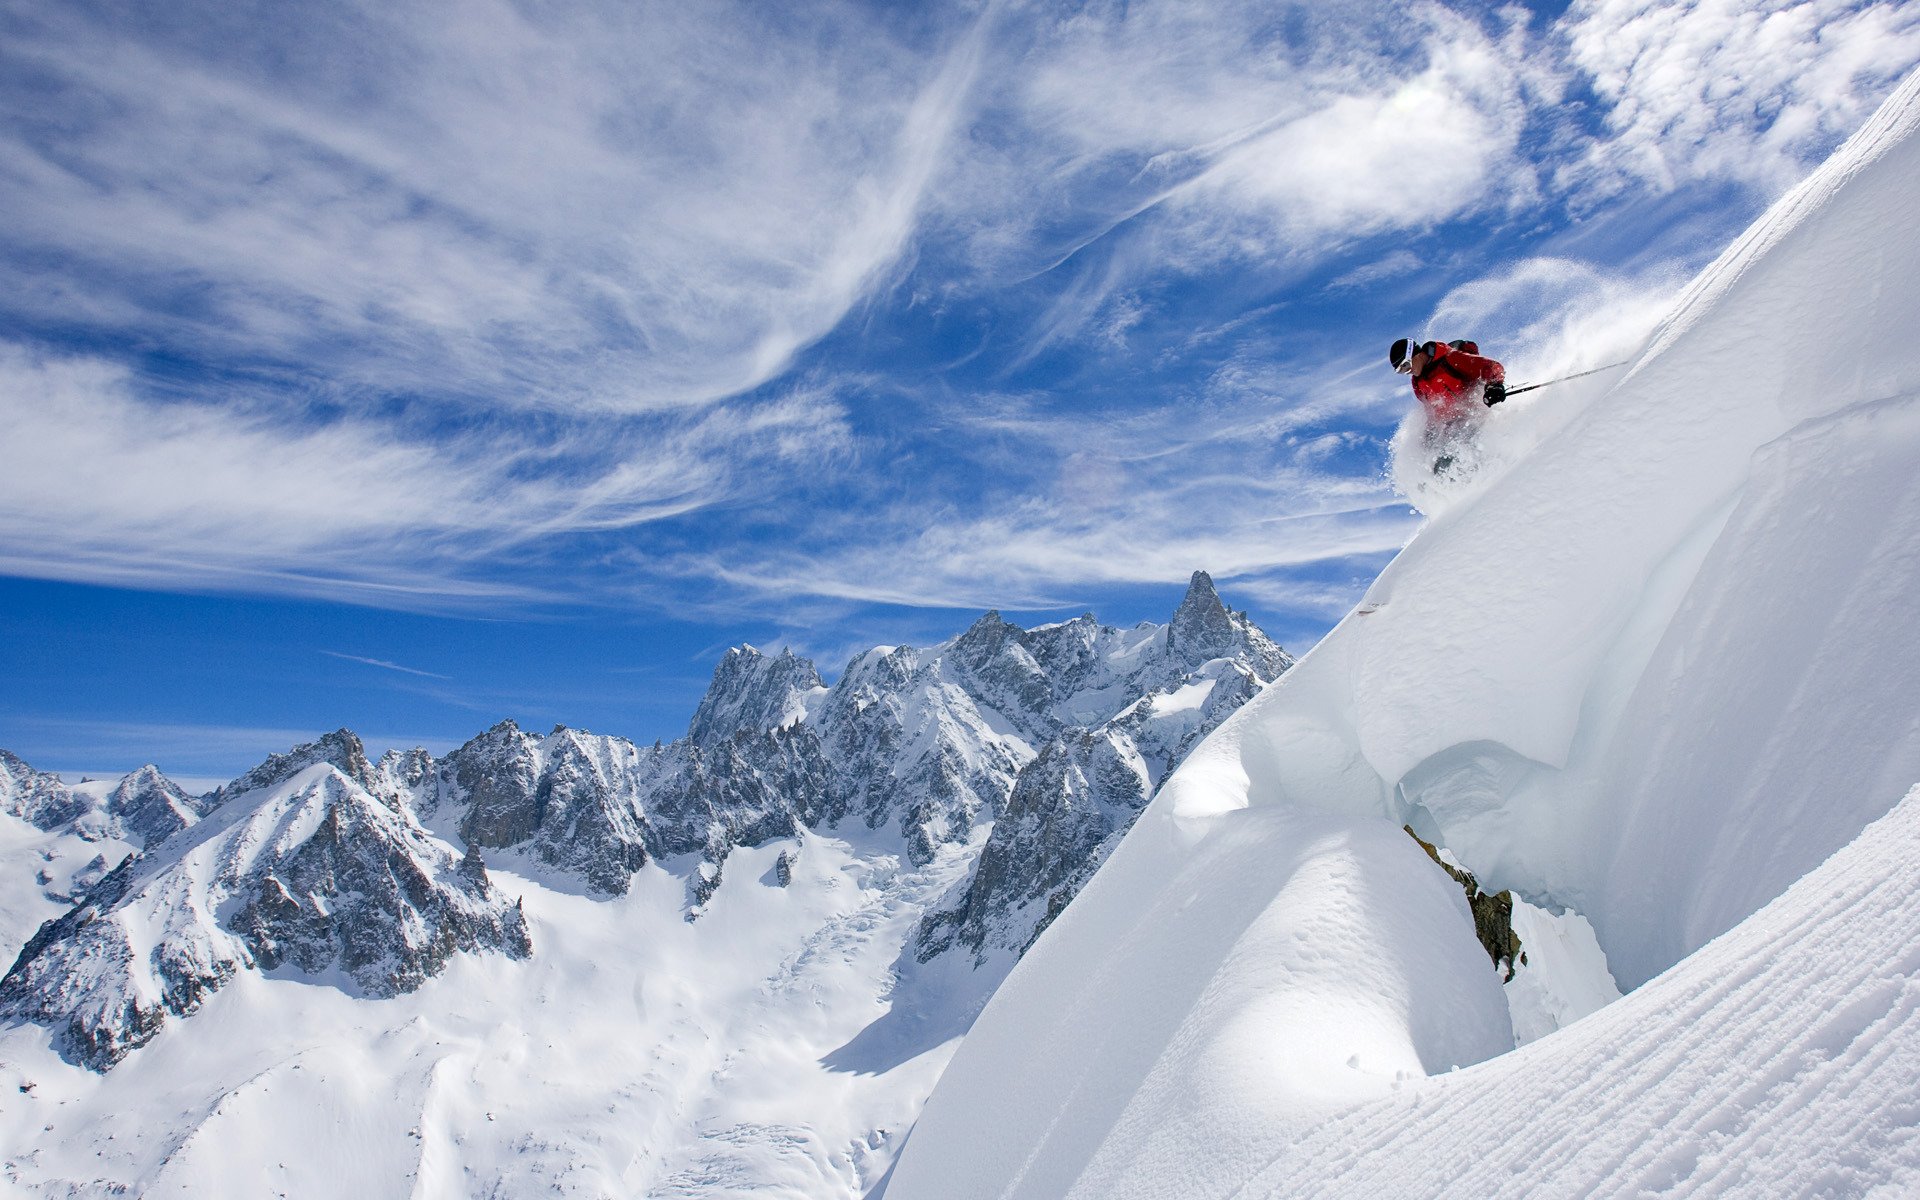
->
[1412, 341, 1505, 422]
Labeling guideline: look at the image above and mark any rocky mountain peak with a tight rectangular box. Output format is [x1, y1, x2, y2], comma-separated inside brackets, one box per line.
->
[447, 721, 546, 851]
[1168, 570, 1237, 664]
[948, 612, 1053, 733]
[688, 645, 824, 746]
[105, 764, 199, 848]
[205, 728, 376, 811]
[0, 748, 86, 831]
[1, 763, 531, 1070]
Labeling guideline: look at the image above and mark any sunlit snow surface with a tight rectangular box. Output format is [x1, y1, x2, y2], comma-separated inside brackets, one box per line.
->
[890, 67, 1920, 1200]
[0, 829, 978, 1197]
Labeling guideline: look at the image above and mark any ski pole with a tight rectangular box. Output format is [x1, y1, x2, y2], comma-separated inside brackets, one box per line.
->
[1502, 360, 1631, 398]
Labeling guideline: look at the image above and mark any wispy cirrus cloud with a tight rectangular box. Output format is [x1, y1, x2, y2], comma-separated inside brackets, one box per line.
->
[0, 0, 1916, 632]
[0, 0, 977, 413]
[0, 343, 851, 604]
[319, 651, 450, 680]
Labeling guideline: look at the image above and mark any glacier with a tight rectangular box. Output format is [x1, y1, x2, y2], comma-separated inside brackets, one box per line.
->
[886, 66, 1920, 1200]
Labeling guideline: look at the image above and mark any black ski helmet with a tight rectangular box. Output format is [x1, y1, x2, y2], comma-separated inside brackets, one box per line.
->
[1389, 337, 1416, 371]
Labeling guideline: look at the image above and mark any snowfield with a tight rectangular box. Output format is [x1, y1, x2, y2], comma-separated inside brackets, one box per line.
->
[888, 66, 1920, 1200]
[0, 827, 968, 1197]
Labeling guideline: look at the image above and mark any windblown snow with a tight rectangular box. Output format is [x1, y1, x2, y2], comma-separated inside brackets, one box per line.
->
[886, 67, 1920, 1200]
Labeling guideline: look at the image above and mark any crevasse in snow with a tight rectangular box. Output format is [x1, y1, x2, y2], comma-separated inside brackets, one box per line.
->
[888, 65, 1920, 1200]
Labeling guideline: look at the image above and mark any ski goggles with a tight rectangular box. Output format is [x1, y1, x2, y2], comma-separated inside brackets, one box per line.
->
[1391, 337, 1422, 374]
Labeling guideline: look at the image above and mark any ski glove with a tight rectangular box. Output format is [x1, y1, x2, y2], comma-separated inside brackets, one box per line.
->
[1483, 381, 1507, 406]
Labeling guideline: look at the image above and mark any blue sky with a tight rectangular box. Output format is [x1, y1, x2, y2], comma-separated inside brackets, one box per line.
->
[3, 0, 1917, 782]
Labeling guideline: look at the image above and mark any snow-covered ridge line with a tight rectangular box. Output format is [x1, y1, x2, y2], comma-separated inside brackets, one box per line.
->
[887, 64, 1920, 1200]
[2, 751, 532, 1069]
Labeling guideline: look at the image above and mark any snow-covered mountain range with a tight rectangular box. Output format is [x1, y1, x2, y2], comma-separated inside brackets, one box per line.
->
[884, 67, 1920, 1200]
[0, 571, 1289, 1195]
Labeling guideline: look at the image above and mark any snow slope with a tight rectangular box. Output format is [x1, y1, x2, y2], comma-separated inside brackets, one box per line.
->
[0, 830, 966, 1197]
[888, 66, 1920, 1200]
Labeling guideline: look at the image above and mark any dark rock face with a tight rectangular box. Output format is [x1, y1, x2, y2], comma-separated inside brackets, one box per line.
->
[231, 775, 532, 993]
[645, 738, 798, 861]
[0, 750, 88, 831]
[946, 612, 1058, 742]
[918, 730, 1149, 964]
[1168, 570, 1241, 664]
[449, 720, 548, 850]
[688, 647, 823, 747]
[1405, 826, 1525, 980]
[423, 720, 829, 897]
[440, 722, 655, 895]
[0, 757, 531, 1071]
[1168, 570, 1294, 679]
[104, 765, 199, 848]
[520, 730, 653, 895]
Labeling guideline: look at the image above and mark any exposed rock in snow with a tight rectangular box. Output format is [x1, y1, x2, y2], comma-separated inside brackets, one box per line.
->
[1404, 826, 1523, 981]
[2, 755, 200, 852]
[96, 765, 201, 849]
[455, 723, 657, 896]
[1167, 570, 1289, 679]
[917, 729, 1150, 964]
[0, 751, 87, 832]
[0, 749, 530, 1070]
[688, 646, 825, 746]
[445, 719, 549, 849]
[371, 745, 437, 814]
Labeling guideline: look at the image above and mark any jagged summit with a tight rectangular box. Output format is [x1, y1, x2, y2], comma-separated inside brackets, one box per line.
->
[688, 645, 824, 746]
[1, 758, 530, 1069]
[102, 764, 199, 848]
[0, 749, 88, 831]
[204, 728, 376, 810]
[1166, 569, 1293, 678]
[1167, 570, 1234, 660]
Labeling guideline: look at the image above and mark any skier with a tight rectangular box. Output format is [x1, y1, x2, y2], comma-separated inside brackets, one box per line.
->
[1388, 337, 1507, 474]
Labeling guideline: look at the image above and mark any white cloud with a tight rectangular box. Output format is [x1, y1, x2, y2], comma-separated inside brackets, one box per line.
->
[0, 0, 976, 413]
[677, 368, 1418, 611]
[0, 344, 849, 603]
[1559, 0, 1920, 196]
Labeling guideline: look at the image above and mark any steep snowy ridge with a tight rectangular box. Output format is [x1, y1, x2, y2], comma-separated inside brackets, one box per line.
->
[887, 66, 1920, 1200]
